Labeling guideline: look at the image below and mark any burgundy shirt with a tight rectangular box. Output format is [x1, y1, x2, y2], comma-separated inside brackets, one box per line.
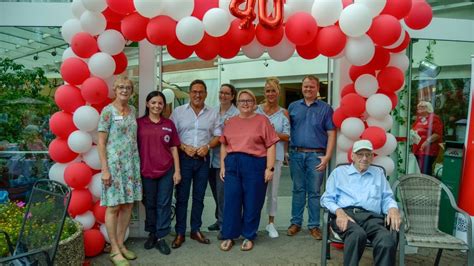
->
[137, 116, 180, 178]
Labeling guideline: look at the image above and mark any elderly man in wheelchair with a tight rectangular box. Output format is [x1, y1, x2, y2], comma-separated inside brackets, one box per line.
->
[321, 140, 401, 266]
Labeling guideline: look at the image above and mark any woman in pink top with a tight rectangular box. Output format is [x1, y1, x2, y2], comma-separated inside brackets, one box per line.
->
[219, 89, 279, 251]
[137, 91, 181, 255]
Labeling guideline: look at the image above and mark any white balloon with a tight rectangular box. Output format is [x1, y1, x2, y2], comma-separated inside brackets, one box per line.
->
[373, 155, 395, 176]
[164, 0, 194, 21]
[83, 146, 101, 170]
[339, 3, 372, 37]
[355, 74, 378, 98]
[74, 210, 95, 230]
[49, 163, 68, 184]
[242, 38, 265, 59]
[100, 224, 129, 243]
[203, 8, 231, 37]
[345, 35, 375, 66]
[367, 114, 393, 131]
[388, 52, 409, 72]
[81, 0, 107, 12]
[267, 35, 295, 62]
[337, 134, 355, 152]
[374, 133, 397, 156]
[98, 30, 126, 56]
[68, 130, 93, 154]
[286, 0, 314, 15]
[384, 29, 405, 49]
[71, 0, 86, 19]
[366, 94, 392, 120]
[89, 172, 102, 198]
[354, 0, 386, 18]
[341, 117, 365, 140]
[80, 11, 106, 36]
[283, 4, 293, 23]
[134, 0, 165, 18]
[73, 105, 100, 132]
[61, 19, 83, 44]
[62, 47, 79, 61]
[162, 89, 175, 104]
[88, 52, 116, 79]
[176, 16, 205, 46]
[336, 150, 349, 165]
[311, 0, 342, 27]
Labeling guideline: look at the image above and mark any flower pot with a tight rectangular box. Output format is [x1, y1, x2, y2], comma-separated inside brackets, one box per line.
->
[54, 221, 84, 266]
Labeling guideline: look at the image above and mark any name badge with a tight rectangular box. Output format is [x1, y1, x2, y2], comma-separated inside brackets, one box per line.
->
[114, 115, 124, 121]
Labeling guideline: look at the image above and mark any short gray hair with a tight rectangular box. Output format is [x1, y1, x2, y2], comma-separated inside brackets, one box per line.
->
[417, 101, 434, 113]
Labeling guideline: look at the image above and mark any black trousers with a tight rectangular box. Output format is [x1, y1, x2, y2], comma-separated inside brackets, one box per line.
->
[330, 208, 398, 266]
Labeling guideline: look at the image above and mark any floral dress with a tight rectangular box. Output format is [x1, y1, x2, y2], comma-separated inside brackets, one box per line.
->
[98, 104, 142, 207]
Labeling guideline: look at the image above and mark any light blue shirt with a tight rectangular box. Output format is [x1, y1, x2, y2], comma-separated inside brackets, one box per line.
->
[256, 105, 290, 161]
[321, 164, 398, 215]
[210, 104, 239, 168]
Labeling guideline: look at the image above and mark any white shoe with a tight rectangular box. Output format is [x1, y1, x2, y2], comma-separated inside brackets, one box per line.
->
[266, 223, 279, 238]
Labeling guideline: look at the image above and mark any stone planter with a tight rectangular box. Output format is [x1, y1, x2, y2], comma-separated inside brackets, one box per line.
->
[54, 221, 84, 266]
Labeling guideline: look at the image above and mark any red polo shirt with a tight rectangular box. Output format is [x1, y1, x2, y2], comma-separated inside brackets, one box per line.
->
[137, 116, 180, 178]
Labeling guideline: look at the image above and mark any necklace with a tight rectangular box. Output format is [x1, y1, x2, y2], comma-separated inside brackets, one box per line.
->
[114, 103, 128, 116]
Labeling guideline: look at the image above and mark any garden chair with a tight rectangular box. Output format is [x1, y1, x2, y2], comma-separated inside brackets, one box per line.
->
[0, 179, 71, 266]
[392, 173, 472, 266]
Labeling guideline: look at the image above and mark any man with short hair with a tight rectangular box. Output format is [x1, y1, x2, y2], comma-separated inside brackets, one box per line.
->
[321, 139, 401, 266]
[170, 79, 221, 248]
[287, 75, 336, 240]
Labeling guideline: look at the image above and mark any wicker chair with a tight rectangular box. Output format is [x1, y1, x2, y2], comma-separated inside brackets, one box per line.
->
[392, 173, 472, 266]
[0, 179, 71, 266]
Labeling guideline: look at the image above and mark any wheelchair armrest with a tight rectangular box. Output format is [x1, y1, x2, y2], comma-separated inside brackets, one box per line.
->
[0, 230, 14, 255]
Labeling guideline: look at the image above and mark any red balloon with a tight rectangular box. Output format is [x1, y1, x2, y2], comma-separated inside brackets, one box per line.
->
[92, 98, 112, 113]
[347, 149, 353, 163]
[191, 0, 219, 20]
[92, 201, 106, 224]
[60, 58, 90, 86]
[102, 7, 124, 23]
[218, 38, 241, 59]
[54, 84, 86, 113]
[315, 25, 346, 57]
[384, 92, 399, 110]
[83, 229, 105, 257]
[69, 189, 93, 217]
[285, 12, 318, 46]
[387, 31, 410, 53]
[147, 16, 177, 46]
[64, 162, 93, 189]
[340, 93, 366, 117]
[227, 19, 255, 46]
[349, 65, 375, 82]
[404, 1, 433, 30]
[361, 126, 387, 149]
[341, 83, 356, 98]
[381, 0, 412, 19]
[367, 15, 402, 47]
[377, 66, 404, 93]
[106, 0, 135, 15]
[332, 108, 347, 128]
[106, 21, 121, 31]
[71, 32, 98, 58]
[342, 0, 353, 8]
[112, 52, 128, 75]
[49, 138, 78, 163]
[49, 111, 77, 139]
[167, 39, 195, 60]
[364, 46, 390, 71]
[296, 36, 320, 60]
[121, 12, 149, 42]
[255, 24, 284, 47]
[196, 34, 219, 61]
[81, 77, 109, 104]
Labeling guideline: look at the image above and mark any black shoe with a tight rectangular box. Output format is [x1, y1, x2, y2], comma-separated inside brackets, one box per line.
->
[144, 234, 157, 250]
[156, 238, 171, 255]
[208, 222, 220, 231]
[217, 232, 223, 240]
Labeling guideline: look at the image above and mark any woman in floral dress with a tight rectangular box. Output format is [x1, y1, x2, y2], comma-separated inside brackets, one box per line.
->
[98, 76, 142, 266]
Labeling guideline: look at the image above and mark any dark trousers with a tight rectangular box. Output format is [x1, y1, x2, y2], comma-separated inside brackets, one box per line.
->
[331, 208, 398, 266]
[415, 154, 437, 175]
[142, 168, 174, 238]
[209, 167, 224, 226]
[175, 154, 209, 234]
[222, 153, 267, 240]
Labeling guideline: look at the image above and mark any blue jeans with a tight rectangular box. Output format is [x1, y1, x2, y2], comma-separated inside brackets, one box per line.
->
[175, 154, 209, 234]
[142, 167, 174, 238]
[289, 150, 325, 229]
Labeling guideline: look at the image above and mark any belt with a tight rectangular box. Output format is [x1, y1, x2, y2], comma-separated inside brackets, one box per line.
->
[293, 147, 325, 153]
[343, 207, 368, 214]
[180, 152, 206, 161]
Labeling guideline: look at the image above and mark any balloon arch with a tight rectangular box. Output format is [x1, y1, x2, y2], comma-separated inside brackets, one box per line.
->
[49, 0, 433, 257]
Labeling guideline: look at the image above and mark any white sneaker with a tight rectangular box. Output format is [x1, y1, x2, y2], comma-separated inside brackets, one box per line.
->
[266, 223, 279, 238]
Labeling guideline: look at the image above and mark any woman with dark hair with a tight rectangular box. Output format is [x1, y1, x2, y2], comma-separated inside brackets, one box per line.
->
[208, 83, 239, 234]
[137, 91, 181, 255]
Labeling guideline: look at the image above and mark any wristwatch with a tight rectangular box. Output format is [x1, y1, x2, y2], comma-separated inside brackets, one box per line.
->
[267, 167, 274, 172]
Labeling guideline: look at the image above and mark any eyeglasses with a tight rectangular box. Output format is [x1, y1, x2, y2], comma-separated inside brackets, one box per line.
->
[417, 105, 427, 108]
[191, 90, 206, 95]
[355, 152, 373, 158]
[219, 91, 232, 96]
[238, 99, 254, 104]
[116, 85, 132, 91]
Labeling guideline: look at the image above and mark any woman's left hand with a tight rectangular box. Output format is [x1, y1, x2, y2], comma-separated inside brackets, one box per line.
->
[264, 169, 274, 183]
[173, 172, 182, 185]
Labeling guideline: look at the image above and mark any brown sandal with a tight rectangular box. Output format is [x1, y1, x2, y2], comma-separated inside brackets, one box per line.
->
[240, 239, 253, 251]
[220, 239, 234, 251]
